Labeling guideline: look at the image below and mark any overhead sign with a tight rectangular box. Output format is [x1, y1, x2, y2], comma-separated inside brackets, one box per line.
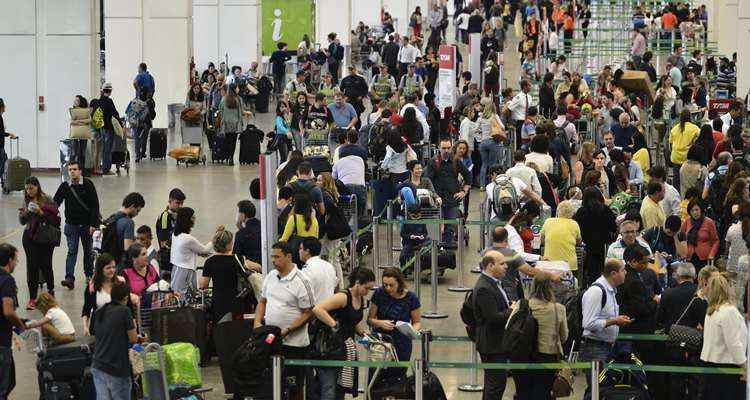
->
[262, 0, 314, 55]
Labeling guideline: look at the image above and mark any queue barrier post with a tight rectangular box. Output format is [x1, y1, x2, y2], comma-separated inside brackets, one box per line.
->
[423, 239, 448, 319]
[478, 202, 486, 254]
[449, 218, 471, 292]
[272, 355, 282, 400]
[457, 341, 483, 392]
[414, 358, 424, 400]
[413, 247, 422, 300]
[591, 360, 600, 400]
[372, 215, 381, 282]
[386, 201, 394, 267]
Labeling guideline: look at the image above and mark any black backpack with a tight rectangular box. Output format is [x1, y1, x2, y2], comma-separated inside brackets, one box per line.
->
[323, 200, 352, 240]
[232, 325, 283, 398]
[367, 120, 390, 162]
[459, 291, 477, 341]
[566, 283, 606, 349]
[500, 299, 539, 361]
[707, 171, 728, 220]
[100, 212, 127, 262]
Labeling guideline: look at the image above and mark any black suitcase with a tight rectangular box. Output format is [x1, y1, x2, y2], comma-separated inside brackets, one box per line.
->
[210, 133, 228, 163]
[213, 319, 255, 395]
[36, 336, 95, 381]
[39, 369, 96, 400]
[149, 128, 167, 159]
[239, 125, 264, 165]
[150, 306, 208, 357]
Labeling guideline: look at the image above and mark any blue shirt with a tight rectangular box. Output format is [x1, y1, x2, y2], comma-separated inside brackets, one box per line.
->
[134, 72, 155, 96]
[582, 276, 619, 343]
[371, 288, 421, 359]
[328, 103, 357, 128]
[625, 161, 644, 185]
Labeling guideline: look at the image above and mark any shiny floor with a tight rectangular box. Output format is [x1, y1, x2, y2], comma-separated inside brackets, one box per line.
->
[0, 23, 590, 400]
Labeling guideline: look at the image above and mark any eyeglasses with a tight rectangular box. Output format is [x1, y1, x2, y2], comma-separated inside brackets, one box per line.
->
[621, 230, 637, 235]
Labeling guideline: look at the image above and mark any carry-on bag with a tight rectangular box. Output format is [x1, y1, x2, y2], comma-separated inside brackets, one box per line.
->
[3, 137, 31, 194]
[149, 128, 168, 159]
[150, 306, 207, 357]
[36, 336, 96, 381]
[239, 124, 264, 165]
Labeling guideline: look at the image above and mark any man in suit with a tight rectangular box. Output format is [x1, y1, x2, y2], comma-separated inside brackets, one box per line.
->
[473, 250, 514, 399]
[656, 262, 706, 400]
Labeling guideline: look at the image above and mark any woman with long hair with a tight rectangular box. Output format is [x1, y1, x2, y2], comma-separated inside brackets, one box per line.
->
[276, 150, 305, 189]
[81, 253, 129, 336]
[669, 109, 700, 190]
[656, 75, 677, 118]
[399, 106, 423, 147]
[719, 177, 749, 250]
[312, 268, 376, 399]
[170, 207, 213, 296]
[680, 145, 709, 195]
[574, 187, 618, 286]
[410, 6, 423, 37]
[573, 141, 596, 186]
[280, 192, 319, 266]
[700, 275, 747, 399]
[477, 96, 506, 186]
[694, 124, 715, 165]
[19, 177, 58, 310]
[725, 202, 750, 305]
[316, 172, 344, 284]
[218, 83, 251, 165]
[290, 92, 309, 151]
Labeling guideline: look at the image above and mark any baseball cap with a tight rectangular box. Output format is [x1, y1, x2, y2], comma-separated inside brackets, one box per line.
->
[102, 82, 113, 91]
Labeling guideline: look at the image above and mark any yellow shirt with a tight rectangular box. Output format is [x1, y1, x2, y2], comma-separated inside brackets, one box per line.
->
[633, 148, 651, 184]
[669, 122, 699, 165]
[541, 218, 581, 270]
[280, 214, 319, 242]
[680, 199, 690, 221]
[640, 196, 666, 231]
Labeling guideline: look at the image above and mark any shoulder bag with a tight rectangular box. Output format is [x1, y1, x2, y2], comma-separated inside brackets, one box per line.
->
[233, 255, 254, 299]
[666, 296, 703, 354]
[552, 304, 574, 397]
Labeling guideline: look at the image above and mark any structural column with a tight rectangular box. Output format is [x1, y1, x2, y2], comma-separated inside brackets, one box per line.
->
[193, 0, 260, 73]
[105, 0, 192, 128]
[737, 0, 750, 99]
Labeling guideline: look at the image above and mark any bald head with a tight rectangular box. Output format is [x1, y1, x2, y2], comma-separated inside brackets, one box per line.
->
[480, 250, 507, 278]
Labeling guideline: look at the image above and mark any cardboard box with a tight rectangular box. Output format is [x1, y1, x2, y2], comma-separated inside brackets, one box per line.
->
[619, 70, 655, 104]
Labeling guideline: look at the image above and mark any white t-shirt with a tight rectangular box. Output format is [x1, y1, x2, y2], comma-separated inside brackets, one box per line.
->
[46, 307, 76, 336]
[300, 256, 338, 304]
[261, 267, 315, 347]
[171, 233, 213, 270]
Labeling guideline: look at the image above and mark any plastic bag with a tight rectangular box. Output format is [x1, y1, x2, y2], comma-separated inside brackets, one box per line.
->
[163, 342, 202, 388]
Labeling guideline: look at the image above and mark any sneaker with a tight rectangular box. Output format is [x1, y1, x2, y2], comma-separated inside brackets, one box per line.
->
[61, 279, 75, 290]
[26, 300, 36, 310]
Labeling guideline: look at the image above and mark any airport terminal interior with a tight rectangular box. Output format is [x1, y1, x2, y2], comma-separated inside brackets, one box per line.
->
[1, 0, 750, 399]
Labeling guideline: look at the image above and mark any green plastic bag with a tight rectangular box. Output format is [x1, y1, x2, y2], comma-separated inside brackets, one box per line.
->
[162, 342, 202, 388]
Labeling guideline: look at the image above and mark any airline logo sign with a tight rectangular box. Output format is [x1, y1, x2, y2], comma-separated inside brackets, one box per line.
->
[439, 46, 454, 69]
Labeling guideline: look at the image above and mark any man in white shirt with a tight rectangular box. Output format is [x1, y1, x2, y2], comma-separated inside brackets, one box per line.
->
[554, 109, 578, 145]
[255, 242, 314, 399]
[720, 100, 743, 135]
[606, 221, 653, 260]
[506, 151, 542, 195]
[601, 131, 621, 166]
[507, 80, 534, 147]
[400, 93, 430, 142]
[397, 37, 421, 77]
[284, 71, 308, 98]
[299, 237, 339, 301]
[648, 166, 681, 217]
[332, 137, 367, 217]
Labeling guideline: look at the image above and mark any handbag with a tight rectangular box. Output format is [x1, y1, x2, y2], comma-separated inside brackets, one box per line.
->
[111, 116, 124, 138]
[34, 222, 61, 247]
[551, 305, 574, 398]
[324, 201, 352, 240]
[666, 297, 703, 354]
[233, 255, 254, 299]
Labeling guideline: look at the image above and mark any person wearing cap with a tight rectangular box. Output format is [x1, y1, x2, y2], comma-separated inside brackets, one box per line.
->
[98, 83, 122, 175]
[133, 62, 155, 98]
[0, 98, 17, 187]
[284, 70, 308, 102]
[369, 65, 396, 100]
[339, 65, 369, 128]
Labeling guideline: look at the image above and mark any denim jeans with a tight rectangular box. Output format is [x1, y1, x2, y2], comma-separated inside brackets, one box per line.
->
[441, 205, 458, 244]
[0, 347, 15, 400]
[400, 187, 417, 206]
[133, 124, 150, 160]
[347, 184, 367, 217]
[64, 223, 94, 282]
[580, 339, 614, 396]
[101, 128, 114, 172]
[317, 367, 343, 400]
[91, 367, 131, 400]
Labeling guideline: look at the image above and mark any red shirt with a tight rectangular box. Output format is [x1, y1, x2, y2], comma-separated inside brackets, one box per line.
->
[662, 12, 677, 30]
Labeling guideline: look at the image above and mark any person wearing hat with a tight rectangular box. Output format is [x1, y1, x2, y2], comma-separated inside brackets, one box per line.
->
[339, 66, 368, 129]
[0, 98, 17, 187]
[98, 83, 122, 175]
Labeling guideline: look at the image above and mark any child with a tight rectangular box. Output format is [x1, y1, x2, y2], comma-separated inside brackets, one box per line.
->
[25, 293, 75, 345]
[399, 203, 430, 273]
[136, 225, 160, 272]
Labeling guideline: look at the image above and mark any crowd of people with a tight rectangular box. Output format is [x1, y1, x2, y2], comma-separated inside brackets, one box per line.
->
[1, 0, 749, 400]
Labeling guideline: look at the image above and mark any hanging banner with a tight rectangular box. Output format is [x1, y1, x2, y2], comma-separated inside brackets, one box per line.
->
[438, 45, 456, 115]
[262, 0, 314, 55]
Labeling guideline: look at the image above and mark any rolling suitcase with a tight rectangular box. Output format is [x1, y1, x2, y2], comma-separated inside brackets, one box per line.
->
[239, 125, 264, 165]
[2, 137, 31, 194]
[150, 306, 208, 357]
[149, 128, 168, 159]
[213, 318, 255, 395]
[36, 336, 95, 381]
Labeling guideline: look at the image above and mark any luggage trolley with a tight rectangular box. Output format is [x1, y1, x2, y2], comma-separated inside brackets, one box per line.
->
[303, 127, 332, 174]
[140, 343, 213, 400]
[176, 120, 207, 167]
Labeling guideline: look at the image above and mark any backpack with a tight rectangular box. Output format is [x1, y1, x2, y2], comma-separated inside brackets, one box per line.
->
[92, 107, 104, 129]
[323, 200, 352, 240]
[334, 44, 344, 61]
[500, 299, 539, 361]
[100, 212, 127, 262]
[367, 120, 390, 162]
[290, 180, 315, 202]
[232, 325, 283, 398]
[127, 99, 149, 128]
[556, 120, 576, 153]
[566, 283, 606, 348]
[460, 291, 477, 341]
[403, 122, 424, 145]
[492, 175, 520, 220]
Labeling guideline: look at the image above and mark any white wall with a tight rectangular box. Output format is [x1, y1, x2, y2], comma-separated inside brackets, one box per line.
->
[351, 0, 382, 28]
[193, 0, 259, 73]
[0, 0, 96, 169]
[105, 0, 192, 129]
[737, 0, 750, 99]
[716, 0, 738, 57]
[316, 0, 352, 45]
